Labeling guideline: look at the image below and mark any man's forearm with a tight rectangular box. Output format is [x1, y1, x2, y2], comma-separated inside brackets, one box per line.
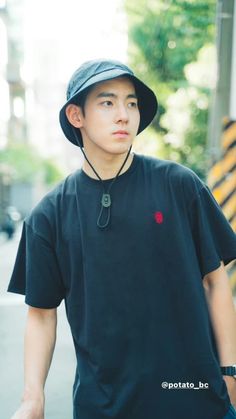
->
[22, 307, 57, 403]
[203, 262, 236, 365]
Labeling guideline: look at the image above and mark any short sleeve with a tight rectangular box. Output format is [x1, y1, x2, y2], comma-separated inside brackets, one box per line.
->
[188, 184, 236, 278]
[7, 221, 66, 308]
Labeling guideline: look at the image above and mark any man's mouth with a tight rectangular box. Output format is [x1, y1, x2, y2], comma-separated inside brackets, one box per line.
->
[113, 130, 129, 135]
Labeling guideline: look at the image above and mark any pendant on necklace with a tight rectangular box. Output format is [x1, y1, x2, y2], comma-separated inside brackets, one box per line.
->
[101, 193, 111, 208]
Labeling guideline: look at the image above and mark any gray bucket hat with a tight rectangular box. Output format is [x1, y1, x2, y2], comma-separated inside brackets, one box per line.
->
[59, 59, 158, 147]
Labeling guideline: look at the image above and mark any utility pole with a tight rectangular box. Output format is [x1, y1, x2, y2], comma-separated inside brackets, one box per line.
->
[230, 0, 236, 120]
[208, 0, 234, 163]
[207, 0, 236, 290]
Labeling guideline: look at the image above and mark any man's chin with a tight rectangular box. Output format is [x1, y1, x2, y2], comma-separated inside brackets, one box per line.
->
[83, 140, 134, 158]
[104, 143, 133, 156]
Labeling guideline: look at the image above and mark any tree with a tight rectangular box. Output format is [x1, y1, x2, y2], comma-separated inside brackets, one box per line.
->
[0, 144, 63, 185]
[125, 0, 216, 179]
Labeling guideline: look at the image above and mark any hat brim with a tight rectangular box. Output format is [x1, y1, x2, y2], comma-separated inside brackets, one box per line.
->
[59, 69, 158, 147]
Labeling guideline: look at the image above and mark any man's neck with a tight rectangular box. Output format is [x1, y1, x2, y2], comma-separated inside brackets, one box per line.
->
[82, 150, 134, 180]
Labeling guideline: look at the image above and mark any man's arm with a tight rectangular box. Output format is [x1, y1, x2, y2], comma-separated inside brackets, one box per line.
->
[11, 306, 57, 419]
[203, 261, 236, 407]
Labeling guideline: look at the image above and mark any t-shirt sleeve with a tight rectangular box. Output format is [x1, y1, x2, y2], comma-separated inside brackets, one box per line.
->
[7, 221, 66, 308]
[188, 183, 236, 278]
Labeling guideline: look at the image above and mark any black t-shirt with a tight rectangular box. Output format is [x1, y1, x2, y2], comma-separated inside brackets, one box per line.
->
[8, 153, 236, 419]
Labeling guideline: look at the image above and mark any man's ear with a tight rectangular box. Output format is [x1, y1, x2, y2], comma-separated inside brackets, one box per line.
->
[65, 104, 83, 128]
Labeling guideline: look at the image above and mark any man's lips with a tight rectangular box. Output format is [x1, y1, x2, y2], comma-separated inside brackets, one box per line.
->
[113, 130, 129, 135]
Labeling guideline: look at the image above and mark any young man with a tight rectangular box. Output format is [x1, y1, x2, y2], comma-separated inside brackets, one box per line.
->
[8, 59, 236, 419]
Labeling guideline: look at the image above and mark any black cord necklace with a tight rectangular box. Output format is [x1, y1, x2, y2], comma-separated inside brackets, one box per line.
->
[72, 128, 132, 228]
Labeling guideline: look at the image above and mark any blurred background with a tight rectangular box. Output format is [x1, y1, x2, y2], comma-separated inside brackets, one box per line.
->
[0, 0, 235, 417]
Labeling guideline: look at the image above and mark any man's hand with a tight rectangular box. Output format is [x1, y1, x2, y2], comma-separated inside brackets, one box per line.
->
[223, 375, 236, 409]
[10, 399, 44, 419]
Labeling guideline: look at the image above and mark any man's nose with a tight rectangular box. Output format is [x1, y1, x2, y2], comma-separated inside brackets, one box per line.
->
[115, 104, 129, 123]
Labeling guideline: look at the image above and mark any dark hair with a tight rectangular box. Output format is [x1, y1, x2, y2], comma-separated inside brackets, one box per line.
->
[73, 85, 95, 116]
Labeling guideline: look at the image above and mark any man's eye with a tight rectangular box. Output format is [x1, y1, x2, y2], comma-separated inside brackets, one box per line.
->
[102, 101, 113, 106]
[128, 102, 138, 108]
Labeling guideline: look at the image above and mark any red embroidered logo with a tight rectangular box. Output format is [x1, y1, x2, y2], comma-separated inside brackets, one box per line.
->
[154, 211, 164, 224]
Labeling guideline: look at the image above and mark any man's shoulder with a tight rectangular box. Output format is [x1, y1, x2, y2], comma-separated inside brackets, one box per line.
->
[140, 154, 203, 182]
[139, 154, 206, 201]
[41, 170, 79, 203]
[25, 170, 79, 229]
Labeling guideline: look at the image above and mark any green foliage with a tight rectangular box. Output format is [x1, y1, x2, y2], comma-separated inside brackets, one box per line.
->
[0, 144, 41, 181]
[125, 0, 216, 178]
[0, 144, 63, 185]
[162, 103, 209, 180]
[42, 159, 63, 185]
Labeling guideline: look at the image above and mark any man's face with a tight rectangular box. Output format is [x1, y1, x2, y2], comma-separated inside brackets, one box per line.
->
[76, 76, 140, 156]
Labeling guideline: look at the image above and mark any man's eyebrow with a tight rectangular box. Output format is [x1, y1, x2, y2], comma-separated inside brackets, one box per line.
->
[96, 92, 138, 99]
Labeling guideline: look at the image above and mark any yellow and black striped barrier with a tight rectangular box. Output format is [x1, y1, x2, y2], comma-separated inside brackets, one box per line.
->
[208, 118, 236, 291]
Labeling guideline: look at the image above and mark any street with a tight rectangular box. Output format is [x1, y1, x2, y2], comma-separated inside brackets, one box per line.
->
[0, 225, 76, 418]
